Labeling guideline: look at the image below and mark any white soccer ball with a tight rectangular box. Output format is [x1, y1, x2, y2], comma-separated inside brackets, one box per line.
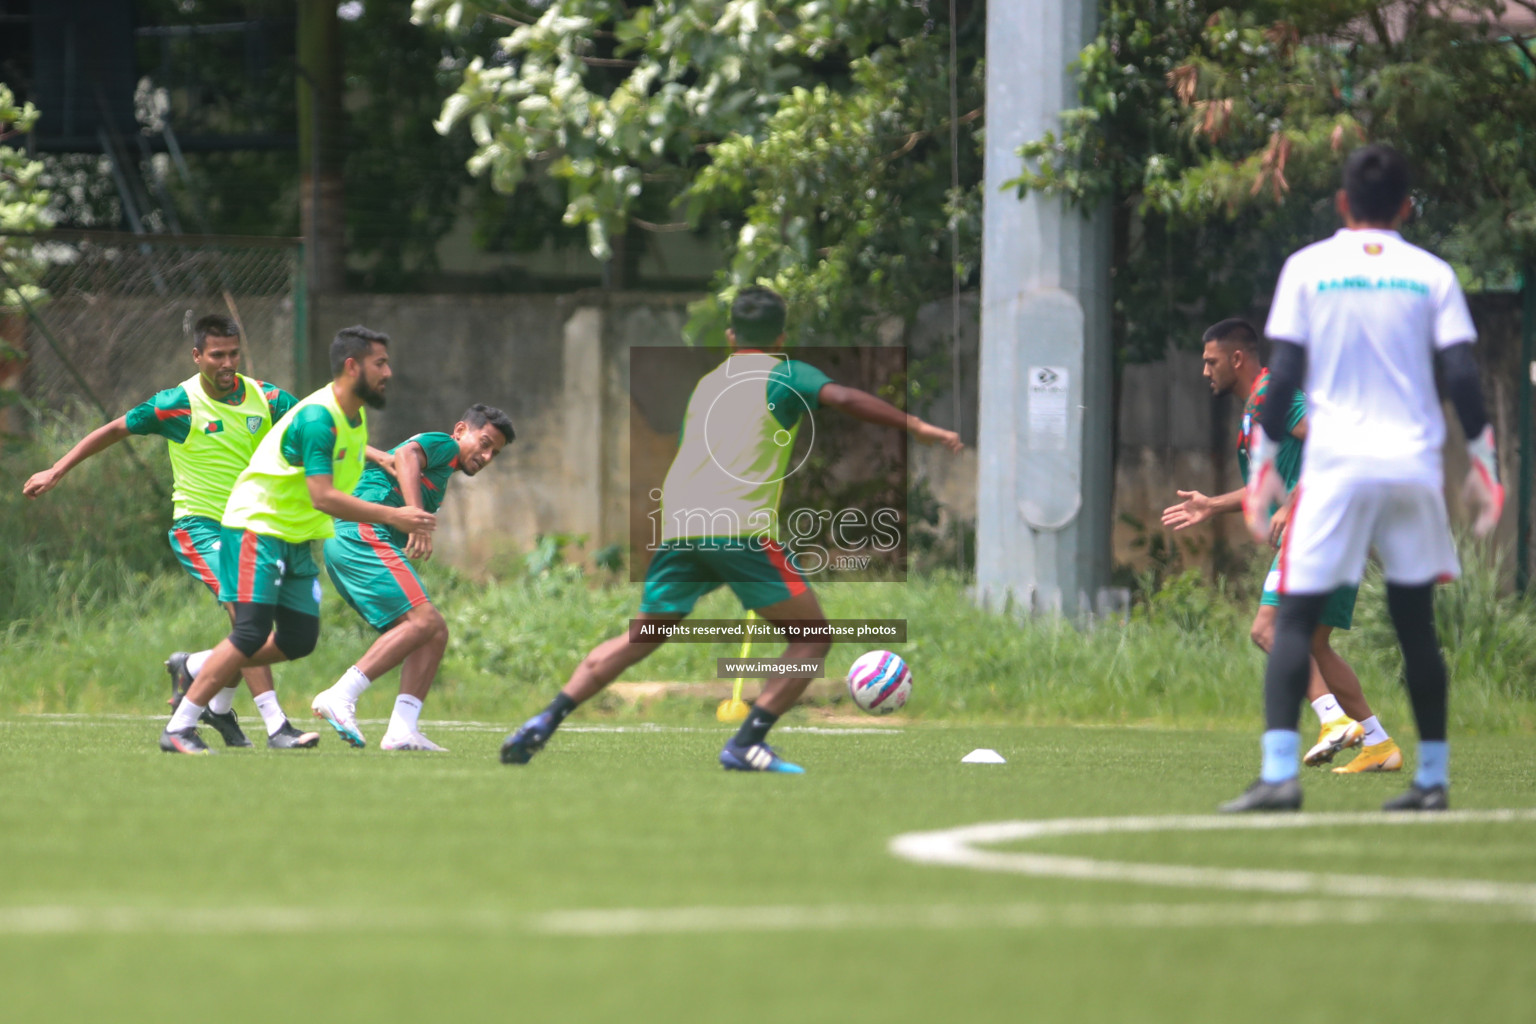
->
[846, 650, 911, 714]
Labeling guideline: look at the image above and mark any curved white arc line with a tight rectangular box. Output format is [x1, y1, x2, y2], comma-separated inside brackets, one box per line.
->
[889, 809, 1536, 907]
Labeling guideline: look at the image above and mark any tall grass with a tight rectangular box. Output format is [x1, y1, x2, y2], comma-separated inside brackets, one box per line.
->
[4, 553, 1534, 734]
[1, 411, 176, 625]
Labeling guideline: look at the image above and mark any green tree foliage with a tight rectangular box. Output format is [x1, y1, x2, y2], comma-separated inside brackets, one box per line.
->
[415, 0, 983, 342]
[1010, 0, 1536, 362]
[0, 82, 51, 311]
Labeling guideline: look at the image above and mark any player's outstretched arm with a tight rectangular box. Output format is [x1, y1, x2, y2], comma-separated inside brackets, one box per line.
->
[816, 383, 963, 452]
[1161, 488, 1243, 531]
[22, 417, 131, 497]
[305, 474, 437, 535]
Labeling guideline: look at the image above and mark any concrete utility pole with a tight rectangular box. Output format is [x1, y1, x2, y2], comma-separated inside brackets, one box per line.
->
[975, 0, 1113, 618]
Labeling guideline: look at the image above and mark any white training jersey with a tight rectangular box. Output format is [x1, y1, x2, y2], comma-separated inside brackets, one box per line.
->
[1264, 228, 1475, 486]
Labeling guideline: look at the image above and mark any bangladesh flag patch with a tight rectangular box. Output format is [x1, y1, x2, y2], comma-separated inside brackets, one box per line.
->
[246, 415, 263, 434]
[204, 420, 224, 434]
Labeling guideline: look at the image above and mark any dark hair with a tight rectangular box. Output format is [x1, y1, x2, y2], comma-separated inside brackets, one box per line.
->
[1201, 317, 1260, 351]
[461, 403, 515, 444]
[1343, 144, 1410, 224]
[330, 325, 390, 377]
[193, 314, 239, 352]
[730, 286, 787, 346]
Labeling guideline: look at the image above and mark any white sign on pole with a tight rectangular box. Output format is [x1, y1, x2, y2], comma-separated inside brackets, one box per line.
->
[1027, 365, 1069, 451]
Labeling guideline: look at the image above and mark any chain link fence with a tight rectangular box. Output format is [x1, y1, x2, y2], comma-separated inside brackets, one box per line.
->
[6, 231, 304, 420]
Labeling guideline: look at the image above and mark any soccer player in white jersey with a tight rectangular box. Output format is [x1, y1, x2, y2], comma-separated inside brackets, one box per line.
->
[1221, 145, 1503, 813]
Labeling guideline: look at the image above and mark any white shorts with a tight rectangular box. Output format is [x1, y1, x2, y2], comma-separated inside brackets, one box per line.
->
[1278, 475, 1458, 594]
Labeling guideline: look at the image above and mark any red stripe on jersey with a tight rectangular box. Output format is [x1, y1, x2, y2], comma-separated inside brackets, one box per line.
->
[237, 530, 260, 603]
[358, 523, 428, 607]
[1278, 484, 1301, 594]
[155, 406, 191, 421]
[173, 528, 219, 594]
[761, 539, 808, 597]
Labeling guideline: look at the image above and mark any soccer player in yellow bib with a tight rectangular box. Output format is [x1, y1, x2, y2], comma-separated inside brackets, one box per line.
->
[500, 287, 963, 773]
[23, 314, 322, 748]
[160, 326, 436, 754]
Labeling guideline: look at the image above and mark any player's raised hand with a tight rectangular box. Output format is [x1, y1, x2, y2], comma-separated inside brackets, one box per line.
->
[390, 507, 437, 535]
[1161, 491, 1212, 531]
[405, 531, 434, 561]
[914, 422, 963, 453]
[22, 467, 62, 497]
[1464, 425, 1504, 539]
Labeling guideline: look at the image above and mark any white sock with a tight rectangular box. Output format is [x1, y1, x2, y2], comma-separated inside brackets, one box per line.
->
[332, 665, 372, 704]
[253, 691, 287, 737]
[167, 698, 205, 733]
[1311, 694, 1345, 724]
[186, 649, 213, 680]
[209, 686, 238, 715]
[387, 694, 423, 737]
[1361, 715, 1390, 745]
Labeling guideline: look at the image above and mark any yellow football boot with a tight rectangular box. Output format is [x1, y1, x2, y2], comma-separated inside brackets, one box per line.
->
[1303, 716, 1365, 766]
[1332, 739, 1404, 774]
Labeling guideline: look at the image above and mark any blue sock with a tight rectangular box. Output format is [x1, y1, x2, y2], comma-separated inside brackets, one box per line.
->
[1260, 730, 1300, 783]
[1415, 740, 1449, 788]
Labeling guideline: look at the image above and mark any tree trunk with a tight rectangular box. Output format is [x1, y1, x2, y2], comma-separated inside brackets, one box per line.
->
[297, 0, 346, 296]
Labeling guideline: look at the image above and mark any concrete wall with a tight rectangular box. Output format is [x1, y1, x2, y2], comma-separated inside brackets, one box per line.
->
[315, 292, 695, 567]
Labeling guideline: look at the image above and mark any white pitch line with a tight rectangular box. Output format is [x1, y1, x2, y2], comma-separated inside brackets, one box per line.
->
[0, 898, 1522, 938]
[889, 809, 1536, 907]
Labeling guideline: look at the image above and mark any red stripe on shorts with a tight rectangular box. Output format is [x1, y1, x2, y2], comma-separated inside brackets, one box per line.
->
[761, 539, 808, 597]
[1278, 484, 1301, 594]
[174, 528, 219, 593]
[237, 530, 259, 603]
[358, 523, 428, 607]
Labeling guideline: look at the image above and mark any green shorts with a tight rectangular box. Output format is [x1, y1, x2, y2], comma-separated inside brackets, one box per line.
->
[323, 525, 430, 631]
[639, 538, 810, 616]
[1260, 551, 1357, 630]
[216, 526, 323, 614]
[167, 515, 224, 599]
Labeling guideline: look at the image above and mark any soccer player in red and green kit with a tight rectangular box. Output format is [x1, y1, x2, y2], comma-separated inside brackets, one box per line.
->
[22, 314, 322, 748]
[160, 325, 436, 754]
[310, 405, 514, 751]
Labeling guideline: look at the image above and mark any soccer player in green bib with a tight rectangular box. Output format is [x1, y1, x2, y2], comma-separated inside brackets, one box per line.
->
[500, 287, 963, 773]
[310, 404, 515, 751]
[160, 326, 437, 754]
[22, 314, 319, 748]
[1161, 318, 1400, 773]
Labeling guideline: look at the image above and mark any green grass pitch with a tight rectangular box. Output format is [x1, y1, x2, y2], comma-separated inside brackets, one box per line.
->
[2, 717, 1534, 1023]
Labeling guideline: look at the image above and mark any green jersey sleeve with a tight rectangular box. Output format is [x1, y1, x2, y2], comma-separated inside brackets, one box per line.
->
[413, 432, 461, 473]
[1285, 390, 1307, 436]
[258, 381, 300, 422]
[766, 360, 834, 430]
[123, 386, 192, 443]
[280, 404, 339, 476]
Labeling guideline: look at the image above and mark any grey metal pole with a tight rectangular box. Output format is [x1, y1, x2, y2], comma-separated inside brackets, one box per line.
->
[975, 0, 1113, 619]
